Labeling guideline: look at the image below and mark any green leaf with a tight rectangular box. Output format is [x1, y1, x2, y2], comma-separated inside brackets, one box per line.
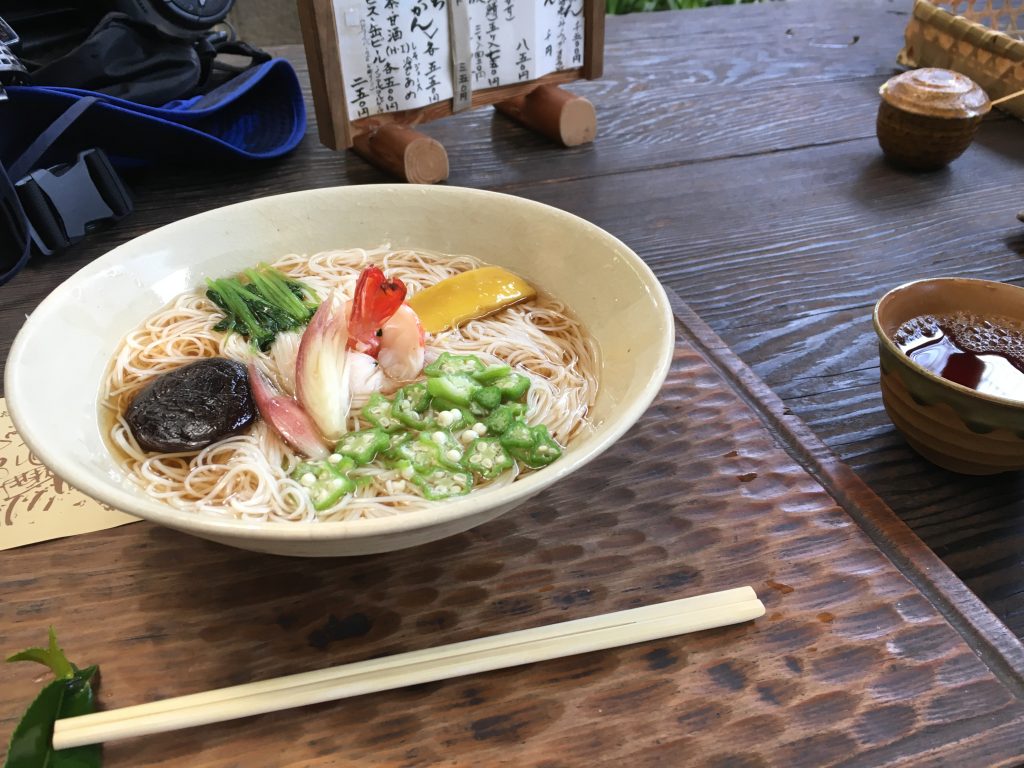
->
[206, 266, 318, 351]
[7, 627, 74, 680]
[3, 673, 100, 768]
[5, 631, 100, 768]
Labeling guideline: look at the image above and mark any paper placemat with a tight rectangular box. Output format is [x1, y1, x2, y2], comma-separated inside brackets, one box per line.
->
[0, 398, 138, 550]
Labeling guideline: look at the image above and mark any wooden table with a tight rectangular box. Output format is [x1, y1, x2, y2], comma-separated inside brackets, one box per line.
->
[3, 1, 1024, 765]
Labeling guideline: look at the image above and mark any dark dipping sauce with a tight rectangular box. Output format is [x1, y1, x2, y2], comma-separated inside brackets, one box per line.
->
[893, 313, 1024, 401]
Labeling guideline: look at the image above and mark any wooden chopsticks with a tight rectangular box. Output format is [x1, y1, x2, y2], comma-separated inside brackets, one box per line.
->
[52, 586, 764, 750]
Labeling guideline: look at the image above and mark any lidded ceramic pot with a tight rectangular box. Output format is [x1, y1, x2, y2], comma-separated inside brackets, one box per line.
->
[877, 68, 990, 171]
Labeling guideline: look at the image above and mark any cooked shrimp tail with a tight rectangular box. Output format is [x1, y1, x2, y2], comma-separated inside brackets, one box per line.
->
[378, 304, 426, 382]
[348, 266, 407, 355]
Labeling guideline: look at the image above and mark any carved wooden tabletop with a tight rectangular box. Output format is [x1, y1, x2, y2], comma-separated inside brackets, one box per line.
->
[3, 1, 1024, 765]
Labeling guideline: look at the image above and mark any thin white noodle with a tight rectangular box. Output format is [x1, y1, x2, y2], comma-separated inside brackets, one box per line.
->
[103, 248, 598, 523]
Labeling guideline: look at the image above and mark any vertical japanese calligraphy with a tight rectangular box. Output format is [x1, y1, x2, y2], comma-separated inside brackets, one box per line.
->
[335, 0, 584, 118]
[0, 399, 137, 550]
[448, 0, 472, 110]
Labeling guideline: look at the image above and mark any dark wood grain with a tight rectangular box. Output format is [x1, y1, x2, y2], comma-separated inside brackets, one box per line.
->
[4, 0, 1024, 762]
[2, 321, 1023, 767]
[499, 117, 1024, 635]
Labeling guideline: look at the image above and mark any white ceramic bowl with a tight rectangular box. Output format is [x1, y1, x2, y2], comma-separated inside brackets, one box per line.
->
[5, 186, 674, 557]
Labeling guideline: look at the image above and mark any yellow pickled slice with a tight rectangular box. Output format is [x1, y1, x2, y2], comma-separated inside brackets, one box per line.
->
[408, 266, 537, 334]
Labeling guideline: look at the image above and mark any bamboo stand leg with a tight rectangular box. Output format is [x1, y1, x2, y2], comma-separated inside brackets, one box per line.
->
[494, 85, 597, 147]
[352, 125, 449, 184]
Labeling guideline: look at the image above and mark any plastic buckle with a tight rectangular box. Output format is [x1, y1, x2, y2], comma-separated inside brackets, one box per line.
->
[14, 148, 132, 256]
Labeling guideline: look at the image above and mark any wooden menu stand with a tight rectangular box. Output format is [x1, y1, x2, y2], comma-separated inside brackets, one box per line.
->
[494, 84, 597, 147]
[298, 0, 605, 183]
[351, 85, 596, 183]
[352, 125, 449, 185]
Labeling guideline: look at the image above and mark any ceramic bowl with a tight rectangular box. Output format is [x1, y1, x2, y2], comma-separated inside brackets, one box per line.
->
[873, 277, 1024, 475]
[876, 68, 991, 171]
[5, 186, 674, 556]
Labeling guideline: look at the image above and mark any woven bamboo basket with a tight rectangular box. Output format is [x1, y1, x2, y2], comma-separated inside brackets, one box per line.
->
[899, 0, 1024, 119]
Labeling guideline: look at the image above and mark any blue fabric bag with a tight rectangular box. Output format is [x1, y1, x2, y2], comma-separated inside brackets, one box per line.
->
[0, 56, 307, 286]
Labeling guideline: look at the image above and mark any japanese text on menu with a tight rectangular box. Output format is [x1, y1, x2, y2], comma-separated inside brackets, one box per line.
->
[0, 400, 137, 550]
[335, 0, 585, 119]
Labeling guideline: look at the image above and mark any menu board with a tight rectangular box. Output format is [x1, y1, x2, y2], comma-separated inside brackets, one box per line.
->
[334, 0, 586, 119]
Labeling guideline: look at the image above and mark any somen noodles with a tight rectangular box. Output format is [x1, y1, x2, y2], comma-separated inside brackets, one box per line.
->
[103, 247, 598, 523]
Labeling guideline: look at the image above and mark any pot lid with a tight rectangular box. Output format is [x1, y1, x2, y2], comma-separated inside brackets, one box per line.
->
[880, 68, 991, 118]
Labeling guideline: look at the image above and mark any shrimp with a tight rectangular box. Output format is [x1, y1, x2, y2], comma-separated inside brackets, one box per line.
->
[344, 266, 424, 385]
[378, 304, 425, 382]
[348, 350, 386, 395]
[291, 269, 423, 439]
[347, 266, 406, 355]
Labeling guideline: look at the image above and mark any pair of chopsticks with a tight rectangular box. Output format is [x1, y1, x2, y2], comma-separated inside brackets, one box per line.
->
[52, 586, 764, 750]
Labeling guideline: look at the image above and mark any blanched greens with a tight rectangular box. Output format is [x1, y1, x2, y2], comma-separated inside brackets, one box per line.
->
[206, 264, 319, 351]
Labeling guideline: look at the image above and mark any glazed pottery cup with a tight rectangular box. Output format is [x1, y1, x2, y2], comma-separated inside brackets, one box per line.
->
[874, 277, 1024, 475]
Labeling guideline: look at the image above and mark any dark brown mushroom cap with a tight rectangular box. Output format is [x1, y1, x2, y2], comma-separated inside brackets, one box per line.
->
[125, 358, 257, 453]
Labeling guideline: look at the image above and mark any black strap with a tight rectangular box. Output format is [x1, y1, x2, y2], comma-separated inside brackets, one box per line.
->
[8, 96, 97, 180]
[196, 36, 273, 93]
[0, 96, 97, 286]
[0, 164, 31, 286]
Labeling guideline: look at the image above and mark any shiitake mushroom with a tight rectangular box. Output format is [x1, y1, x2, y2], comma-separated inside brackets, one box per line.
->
[125, 358, 256, 453]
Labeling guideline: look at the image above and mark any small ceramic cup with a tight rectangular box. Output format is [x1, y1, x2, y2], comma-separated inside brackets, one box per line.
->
[874, 277, 1024, 475]
[876, 68, 991, 171]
